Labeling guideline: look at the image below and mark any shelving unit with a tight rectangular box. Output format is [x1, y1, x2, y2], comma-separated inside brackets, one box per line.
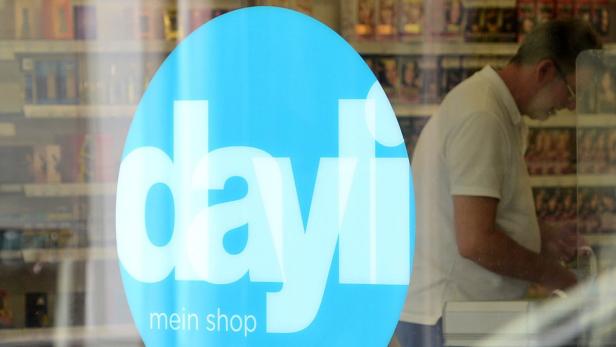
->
[394, 103, 438, 117]
[0, 183, 116, 197]
[23, 105, 136, 119]
[529, 175, 616, 188]
[350, 40, 519, 56]
[0, 246, 116, 263]
[586, 234, 616, 246]
[0, 324, 139, 345]
[346, 5, 616, 314]
[529, 175, 577, 188]
[350, 41, 616, 56]
[0, 40, 176, 60]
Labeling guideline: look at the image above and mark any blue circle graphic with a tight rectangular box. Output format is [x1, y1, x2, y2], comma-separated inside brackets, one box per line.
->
[116, 6, 415, 346]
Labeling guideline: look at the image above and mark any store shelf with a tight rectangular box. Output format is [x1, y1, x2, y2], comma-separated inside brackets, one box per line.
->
[0, 247, 116, 263]
[525, 113, 616, 128]
[0, 324, 139, 344]
[350, 41, 519, 56]
[0, 40, 176, 59]
[392, 107, 616, 123]
[21, 183, 116, 197]
[578, 175, 616, 187]
[24, 105, 136, 119]
[586, 234, 616, 246]
[0, 250, 22, 261]
[352, 41, 616, 57]
[0, 217, 84, 231]
[394, 103, 438, 117]
[23, 247, 117, 263]
[525, 113, 577, 128]
[72, 0, 240, 5]
[529, 175, 577, 187]
[464, 0, 516, 6]
[576, 114, 616, 127]
[530, 175, 616, 187]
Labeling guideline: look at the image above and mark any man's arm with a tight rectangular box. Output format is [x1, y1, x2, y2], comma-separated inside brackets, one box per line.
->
[453, 195, 577, 291]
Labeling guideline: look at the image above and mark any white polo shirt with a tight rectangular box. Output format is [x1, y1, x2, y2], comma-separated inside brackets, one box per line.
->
[401, 66, 541, 325]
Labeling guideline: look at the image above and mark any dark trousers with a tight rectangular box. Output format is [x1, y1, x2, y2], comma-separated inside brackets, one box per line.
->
[394, 319, 444, 347]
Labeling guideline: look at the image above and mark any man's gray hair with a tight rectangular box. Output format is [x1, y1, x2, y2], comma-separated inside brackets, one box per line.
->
[510, 19, 603, 74]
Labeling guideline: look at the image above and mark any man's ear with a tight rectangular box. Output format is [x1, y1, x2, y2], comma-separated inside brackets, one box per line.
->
[535, 59, 558, 86]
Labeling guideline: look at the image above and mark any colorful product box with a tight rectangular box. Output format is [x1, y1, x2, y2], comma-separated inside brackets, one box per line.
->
[15, 0, 42, 39]
[73, 4, 96, 40]
[32, 144, 62, 183]
[399, 56, 421, 102]
[43, 0, 74, 39]
[593, 0, 610, 38]
[25, 293, 49, 328]
[376, 56, 399, 101]
[517, 0, 536, 42]
[137, 5, 163, 40]
[440, 56, 463, 95]
[163, 7, 181, 41]
[398, 0, 423, 38]
[555, 0, 574, 20]
[419, 57, 439, 103]
[536, 0, 555, 25]
[443, 0, 465, 36]
[354, 0, 376, 38]
[575, 0, 593, 24]
[376, 0, 397, 38]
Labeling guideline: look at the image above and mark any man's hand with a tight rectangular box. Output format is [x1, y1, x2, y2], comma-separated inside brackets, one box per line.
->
[540, 221, 587, 263]
[454, 195, 578, 291]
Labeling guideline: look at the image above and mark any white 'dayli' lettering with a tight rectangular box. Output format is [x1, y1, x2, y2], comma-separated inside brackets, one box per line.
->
[116, 94, 410, 333]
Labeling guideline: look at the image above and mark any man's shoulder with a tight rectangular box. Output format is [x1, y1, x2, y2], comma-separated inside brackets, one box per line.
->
[439, 73, 505, 122]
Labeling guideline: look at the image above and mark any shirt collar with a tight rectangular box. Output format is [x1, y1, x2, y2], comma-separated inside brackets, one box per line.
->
[478, 65, 522, 126]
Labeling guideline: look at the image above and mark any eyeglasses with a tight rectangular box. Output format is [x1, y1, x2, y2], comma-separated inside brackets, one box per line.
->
[554, 63, 576, 103]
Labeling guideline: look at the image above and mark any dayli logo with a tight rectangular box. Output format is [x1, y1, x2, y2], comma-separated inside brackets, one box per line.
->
[116, 7, 415, 347]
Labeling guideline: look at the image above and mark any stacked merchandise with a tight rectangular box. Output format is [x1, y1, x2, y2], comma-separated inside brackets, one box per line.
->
[4, 0, 241, 41]
[517, 0, 610, 42]
[578, 127, 616, 174]
[577, 57, 616, 115]
[525, 128, 577, 175]
[0, 135, 122, 186]
[533, 186, 577, 230]
[22, 57, 79, 105]
[24, 293, 49, 328]
[342, 0, 612, 42]
[0, 287, 84, 329]
[0, 289, 13, 329]
[578, 187, 616, 234]
[363, 54, 509, 104]
[464, 0, 518, 43]
[22, 55, 163, 105]
[0, 228, 81, 251]
[256, 0, 314, 15]
[257, 0, 314, 16]
[343, 0, 462, 40]
[1, 226, 85, 280]
[0, 229, 21, 268]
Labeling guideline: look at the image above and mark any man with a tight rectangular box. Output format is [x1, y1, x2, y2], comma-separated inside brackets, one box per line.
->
[395, 19, 602, 347]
